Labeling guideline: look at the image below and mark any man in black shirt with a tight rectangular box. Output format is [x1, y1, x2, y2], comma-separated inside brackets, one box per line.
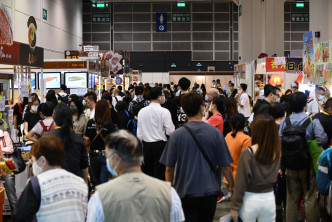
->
[12, 97, 28, 142]
[253, 85, 281, 118]
[314, 98, 332, 149]
[170, 77, 191, 129]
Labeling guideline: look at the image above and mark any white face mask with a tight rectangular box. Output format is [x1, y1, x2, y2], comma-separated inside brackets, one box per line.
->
[32, 159, 43, 176]
[31, 105, 38, 113]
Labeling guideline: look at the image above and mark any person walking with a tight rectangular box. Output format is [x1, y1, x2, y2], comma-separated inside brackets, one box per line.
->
[137, 87, 175, 180]
[235, 83, 251, 121]
[160, 92, 234, 222]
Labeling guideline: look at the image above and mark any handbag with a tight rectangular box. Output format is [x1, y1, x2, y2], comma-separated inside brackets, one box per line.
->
[307, 116, 323, 174]
[5, 148, 26, 174]
[183, 124, 221, 195]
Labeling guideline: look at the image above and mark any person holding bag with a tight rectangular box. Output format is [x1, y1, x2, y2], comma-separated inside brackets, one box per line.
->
[230, 115, 281, 222]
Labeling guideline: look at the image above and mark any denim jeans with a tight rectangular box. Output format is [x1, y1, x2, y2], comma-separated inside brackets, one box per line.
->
[90, 154, 109, 185]
[2, 174, 17, 213]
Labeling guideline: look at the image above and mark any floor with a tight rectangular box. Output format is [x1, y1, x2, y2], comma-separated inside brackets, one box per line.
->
[214, 201, 231, 222]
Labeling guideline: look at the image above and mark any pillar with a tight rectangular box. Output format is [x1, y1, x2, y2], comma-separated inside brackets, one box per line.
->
[310, 0, 331, 43]
[238, 0, 284, 64]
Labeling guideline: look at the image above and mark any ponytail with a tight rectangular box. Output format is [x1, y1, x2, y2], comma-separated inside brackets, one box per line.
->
[230, 113, 246, 138]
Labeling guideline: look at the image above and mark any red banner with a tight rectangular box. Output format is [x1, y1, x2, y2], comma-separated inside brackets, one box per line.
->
[0, 41, 20, 65]
[266, 57, 286, 72]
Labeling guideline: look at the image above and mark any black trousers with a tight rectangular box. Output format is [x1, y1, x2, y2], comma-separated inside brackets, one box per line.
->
[181, 195, 218, 222]
[142, 141, 166, 180]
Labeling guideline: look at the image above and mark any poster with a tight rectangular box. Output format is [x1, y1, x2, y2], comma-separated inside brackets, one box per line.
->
[64, 72, 87, 88]
[314, 43, 322, 63]
[314, 64, 324, 85]
[70, 88, 87, 96]
[286, 58, 303, 74]
[322, 41, 330, 62]
[21, 83, 29, 97]
[8, 110, 13, 125]
[266, 57, 286, 72]
[303, 31, 315, 82]
[0, 96, 5, 112]
[324, 63, 332, 85]
[38, 73, 61, 89]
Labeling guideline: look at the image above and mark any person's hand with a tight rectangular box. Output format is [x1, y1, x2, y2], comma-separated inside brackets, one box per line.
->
[235, 93, 240, 99]
[230, 209, 238, 221]
[278, 169, 283, 177]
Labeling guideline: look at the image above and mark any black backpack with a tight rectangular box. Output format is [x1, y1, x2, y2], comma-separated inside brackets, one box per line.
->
[282, 117, 311, 170]
[132, 99, 146, 117]
[58, 94, 69, 104]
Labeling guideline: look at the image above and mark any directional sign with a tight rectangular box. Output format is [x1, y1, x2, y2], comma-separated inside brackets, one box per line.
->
[156, 13, 167, 32]
[172, 13, 190, 23]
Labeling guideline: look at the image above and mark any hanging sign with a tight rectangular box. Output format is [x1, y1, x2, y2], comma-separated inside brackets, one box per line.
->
[266, 58, 286, 72]
[286, 58, 303, 74]
[303, 31, 314, 82]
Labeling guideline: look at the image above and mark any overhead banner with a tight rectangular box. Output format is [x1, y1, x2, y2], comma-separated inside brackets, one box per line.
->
[286, 58, 303, 74]
[266, 57, 286, 72]
[303, 31, 314, 82]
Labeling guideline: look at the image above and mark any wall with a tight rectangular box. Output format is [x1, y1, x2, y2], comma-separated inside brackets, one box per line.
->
[0, 0, 82, 59]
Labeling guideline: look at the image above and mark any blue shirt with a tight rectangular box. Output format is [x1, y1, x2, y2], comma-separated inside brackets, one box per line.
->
[160, 121, 233, 198]
[279, 112, 327, 145]
[87, 188, 185, 222]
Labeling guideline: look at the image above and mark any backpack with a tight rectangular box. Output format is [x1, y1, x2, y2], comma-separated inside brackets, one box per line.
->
[16, 103, 23, 115]
[316, 147, 332, 196]
[39, 121, 55, 136]
[58, 94, 69, 104]
[282, 117, 311, 170]
[132, 99, 146, 117]
[125, 111, 137, 135]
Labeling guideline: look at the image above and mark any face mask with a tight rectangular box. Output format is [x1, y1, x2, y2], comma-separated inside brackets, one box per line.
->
[31, 105, 38, 113]
[238, 89, 242, 94]
[318, 95, 324, 101]
[275, 98, 280, 103]
[32, 158, 43, 176]
[70, 107, 77, 114]
[106, 156, 118, 176]
[205, 95, 210, 102]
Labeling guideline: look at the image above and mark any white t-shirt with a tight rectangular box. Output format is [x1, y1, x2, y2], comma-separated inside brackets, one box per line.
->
[307, 98, 320, 115]
[90, 109, 95, 120]
[32, 118, 54, 136]
[238, 93, 251, 118]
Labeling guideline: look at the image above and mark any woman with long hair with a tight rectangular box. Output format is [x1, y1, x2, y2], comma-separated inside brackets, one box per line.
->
[222, 113, 251, 202]
[45, 103, 89, 182]
[85, 99, 116, 185]
[69, 98, 88, 137]
[230, 115, 281, 221]
[224, 97, 239, 136]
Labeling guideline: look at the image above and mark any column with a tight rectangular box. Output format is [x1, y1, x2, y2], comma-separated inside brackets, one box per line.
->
[238, 0, 284, 64]
[309, 0, 331, 43]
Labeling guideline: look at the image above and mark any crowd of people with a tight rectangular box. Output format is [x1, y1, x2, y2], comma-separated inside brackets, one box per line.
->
[4, 78, 332, 221]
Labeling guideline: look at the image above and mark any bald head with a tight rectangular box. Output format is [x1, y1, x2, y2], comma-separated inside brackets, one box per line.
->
[207, 88, 219, 101]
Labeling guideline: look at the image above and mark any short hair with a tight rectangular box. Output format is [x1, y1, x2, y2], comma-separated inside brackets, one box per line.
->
[135, 86, 144, 95]
[316, 86, 325, 93]
[101, 93, 112, 105]
[117, 85, 122, 91]
[285, 89, 292, 95]
[252, 115, 281, 165]
[178, 77, 191, 91]
[31, 135, 65, 166]
[41, 102, 54, 117]
[289, 92, 307, 113]
[181, 92, 203, 117]
[324, 98, 332, 110]
[60, 84, 67, 91]
[45, 93, 58, 108]
[230, 83, 234, 87]
[84, 92, 97, 103]
[150, 87, 162, 100]
[240, 83, 247, 91]
[113, 88, 120, 95]
[216, 79, 220, 83]
[269, 102, 285, 119]
[105, 130, 143, 167]
[115, 101, 128, 112]
[95, 99, 111, 125]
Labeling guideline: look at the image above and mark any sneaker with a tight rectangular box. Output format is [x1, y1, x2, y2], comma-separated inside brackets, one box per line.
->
[217, 193, 224, 203]
[220, 192, 231, 202]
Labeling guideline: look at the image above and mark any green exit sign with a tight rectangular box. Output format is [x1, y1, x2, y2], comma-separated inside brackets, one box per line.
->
[177, 2, 186, 7]
[97, 3, 105, 7]
[171, 64, 177, 68]
[296, 2, 304, 7]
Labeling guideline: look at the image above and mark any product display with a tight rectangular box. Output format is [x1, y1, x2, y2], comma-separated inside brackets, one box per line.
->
[65, 72, 88, 88]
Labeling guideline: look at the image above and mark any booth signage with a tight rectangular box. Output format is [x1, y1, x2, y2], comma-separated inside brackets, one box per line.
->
[156, 13, 167, 32]
[92, 13, 110, 23]
[291, 13, 309, 23]
[0, 42, 20, 65]
[286, 58, 303, 74]
[172, 13, 190, 22]
[65, 50, 80, 59]
[266, 58, 286, 72]
[83, 45, 99, 52]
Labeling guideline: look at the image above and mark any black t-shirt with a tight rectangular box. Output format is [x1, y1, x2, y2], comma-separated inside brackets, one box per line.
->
[170, 94, 187, 129]
[314, 112, 332, 149]
[116, 111, 134, 130]
[13, 103, 23, 126]
[253, 99, 270, 118]
[85, 119, 115, 150]
[24, 111, 42, 132]
[45, 129, 89, 178]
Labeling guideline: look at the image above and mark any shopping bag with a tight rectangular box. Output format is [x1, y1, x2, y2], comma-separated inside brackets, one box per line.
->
[307, 117, 323, 174]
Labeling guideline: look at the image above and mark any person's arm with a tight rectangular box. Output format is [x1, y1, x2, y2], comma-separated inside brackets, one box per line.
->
[165, 166, 174, 184]
[12, 180, 40, 221]
[13, 115, 18, 130]
[86, 191, 104, 222]
[313, 119, 328, 145]
[2, 132, 14, 154]
[24, 121, 29, 136]
[164, 110, 175, 136]
[82, 167, 88, 184]
[170, 187, 185, 222]
[26, 130, 37, 143]
[237, 95, 244, 108]
[222, 166, 234, 192]
[137, 112, 143, 141]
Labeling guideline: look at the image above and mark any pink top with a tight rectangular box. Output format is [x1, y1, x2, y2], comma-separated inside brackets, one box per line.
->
[0, 131, 14, 154]
[207, 113, 224, 134]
